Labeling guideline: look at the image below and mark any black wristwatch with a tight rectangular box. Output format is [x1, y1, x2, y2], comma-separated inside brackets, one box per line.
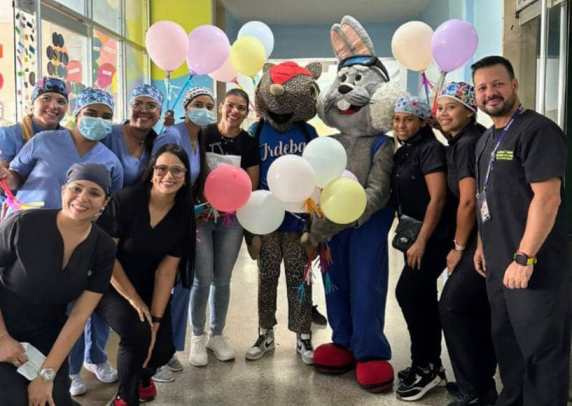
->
[151, 315, 162, 323]
[513, 251, 537, 266]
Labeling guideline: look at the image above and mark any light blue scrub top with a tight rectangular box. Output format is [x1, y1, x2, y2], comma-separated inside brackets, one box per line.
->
[153, 122, 201, 185]
[10, 129, 124, 209]
[0, 120, 59, 162]
[102, 124, 152, 186]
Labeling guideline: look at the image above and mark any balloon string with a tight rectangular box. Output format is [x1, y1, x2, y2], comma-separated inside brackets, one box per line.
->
[420, 71, 433, 105]
[169, 74, 194, 111]
[304, 198, 323, 218]
[431, 71, 447, 116]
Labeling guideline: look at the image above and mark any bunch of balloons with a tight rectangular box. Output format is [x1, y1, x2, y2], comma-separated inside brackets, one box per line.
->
[391, 19, 478, 107]
[236, 137, 368, 235]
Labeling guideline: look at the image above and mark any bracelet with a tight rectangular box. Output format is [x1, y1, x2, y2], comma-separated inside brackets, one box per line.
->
[151, 315, 162, 323]
[453, 240, 466, 252]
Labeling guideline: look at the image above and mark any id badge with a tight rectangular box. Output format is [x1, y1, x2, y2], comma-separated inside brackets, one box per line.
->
[477, 192, 491, 223]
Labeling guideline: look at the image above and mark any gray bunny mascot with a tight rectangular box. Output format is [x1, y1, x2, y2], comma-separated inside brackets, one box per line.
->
[303, 15, 403, 392]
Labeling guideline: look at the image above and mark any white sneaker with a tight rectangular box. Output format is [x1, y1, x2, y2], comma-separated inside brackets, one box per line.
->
[167, 355, 184, 372]
[245, 329, 275, 361]
[69, 374, 87, 397]
[206, 335, 235, 362]
[189, 334, 208, 367]
[297, 333, 314, 365]
[84, 361, 118, 384]
[151, 365, 175, 383]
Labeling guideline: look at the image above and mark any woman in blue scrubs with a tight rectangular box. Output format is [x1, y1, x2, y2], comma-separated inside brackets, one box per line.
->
[103, 84, 163, 187]
[0, 77, 69, 168]
[0, 87, 124, 397]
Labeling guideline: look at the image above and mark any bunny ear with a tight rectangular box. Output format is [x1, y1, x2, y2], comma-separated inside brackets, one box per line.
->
[340, 15, 375, 56]
[330, 23, 354, 61]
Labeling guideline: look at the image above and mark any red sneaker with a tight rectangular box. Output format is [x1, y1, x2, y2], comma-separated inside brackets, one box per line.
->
[110, 398, 128, 406]
[138, 381, 157, 403]
[355, 360, 394, 393]
[313, 343, 355, 374]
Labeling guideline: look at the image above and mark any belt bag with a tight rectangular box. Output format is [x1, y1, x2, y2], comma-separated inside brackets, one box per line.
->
[392, 214, 423, 252]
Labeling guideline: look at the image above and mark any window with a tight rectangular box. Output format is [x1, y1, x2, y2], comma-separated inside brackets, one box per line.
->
[93, 0, 122, 35]
[93, 29, 123, 120]
[53, 0, 85, 15]
[125, 0, 148, 45]
[125, 44, 148, 99]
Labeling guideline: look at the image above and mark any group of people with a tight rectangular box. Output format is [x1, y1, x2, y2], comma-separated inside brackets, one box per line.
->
[0, 53, 568, 406]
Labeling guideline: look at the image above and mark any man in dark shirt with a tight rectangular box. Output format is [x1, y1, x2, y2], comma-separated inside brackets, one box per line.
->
[473, 55, 570, 406]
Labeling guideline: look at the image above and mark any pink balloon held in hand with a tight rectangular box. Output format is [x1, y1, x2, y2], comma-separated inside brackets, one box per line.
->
[432, 19, 478, 73]
[204, 164, 252, 213]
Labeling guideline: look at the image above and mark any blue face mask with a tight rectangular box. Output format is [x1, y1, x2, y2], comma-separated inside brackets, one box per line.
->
[187, 108, 216, 127]
[78, 116, 112, 141]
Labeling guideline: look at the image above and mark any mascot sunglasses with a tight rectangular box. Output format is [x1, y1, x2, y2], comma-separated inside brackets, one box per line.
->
[338, 55, 390, 83]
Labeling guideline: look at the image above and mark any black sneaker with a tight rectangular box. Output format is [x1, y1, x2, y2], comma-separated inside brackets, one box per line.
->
[396, 363, 443, 401]
[447, 393, 482, 406]
[311, 305, 327, 327]
[296, 333, 314, 365]
[245, 329, 275, 361]
[399, 364, 447, 384]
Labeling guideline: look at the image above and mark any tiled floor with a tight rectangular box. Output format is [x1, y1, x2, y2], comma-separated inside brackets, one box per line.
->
[77, 237, 465, 406]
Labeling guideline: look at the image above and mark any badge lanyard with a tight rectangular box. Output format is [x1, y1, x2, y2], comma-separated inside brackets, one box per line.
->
[476, 106, 524, 222]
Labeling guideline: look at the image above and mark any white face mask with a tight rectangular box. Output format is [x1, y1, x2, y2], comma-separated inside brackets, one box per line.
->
[187, 108, 216, 127]
[78, 117, 112, 141]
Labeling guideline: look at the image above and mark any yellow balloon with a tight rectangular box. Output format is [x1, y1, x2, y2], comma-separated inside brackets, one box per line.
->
[320, 178, 367, 224]
[230, 36, 266, 77]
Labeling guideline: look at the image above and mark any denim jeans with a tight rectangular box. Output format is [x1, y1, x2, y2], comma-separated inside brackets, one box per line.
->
[190, 216, 243, 336]
[68, 312, 110, 375]
[170, 283, 190, 351]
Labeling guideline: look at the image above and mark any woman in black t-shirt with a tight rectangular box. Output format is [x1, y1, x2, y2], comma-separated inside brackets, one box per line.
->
[391, 96, 452, 401]
[0, 163, 115, 406]
[188, 88, 259, 367]
[97, 144, 194, 406]
[435, 82, 497, 405]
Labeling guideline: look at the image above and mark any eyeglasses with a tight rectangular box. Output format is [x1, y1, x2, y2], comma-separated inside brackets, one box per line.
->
[153, 164, 187, 178]
[338, 55, 390, 83]
[131, 100, 160, 112]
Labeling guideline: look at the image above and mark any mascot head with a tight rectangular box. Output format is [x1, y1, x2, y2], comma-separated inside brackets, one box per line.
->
[255, 61, 322, 132]
[318, 16, 404, 135]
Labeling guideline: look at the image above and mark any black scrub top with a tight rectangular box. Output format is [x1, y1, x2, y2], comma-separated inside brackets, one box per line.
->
[202, 123, 260, 170]
[475, 109, 568, 281]
[99, 183, 193, 300]
[391, 128, 453, 240]
[0, 209, 115, 336]
[445, 122, 485, 249]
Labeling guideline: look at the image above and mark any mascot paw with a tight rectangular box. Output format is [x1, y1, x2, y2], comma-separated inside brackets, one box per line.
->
[355, 360, 394, 393]
[314, 343, 355, 374]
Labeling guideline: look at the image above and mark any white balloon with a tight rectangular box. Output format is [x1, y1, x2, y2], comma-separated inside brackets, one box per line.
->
[391, 21, 434, 72]
[341, 169, 358, 182]
[267, 155, 317, 203]
[302, 136, 347, 187]
[282, 187, 321, 213]
[238, 21, 274, 58]
[237, 190, 285, 235]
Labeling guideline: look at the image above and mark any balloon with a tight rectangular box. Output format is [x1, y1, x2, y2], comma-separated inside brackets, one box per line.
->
[432, 19, 478, 73]
[267, 155, 316, 203]
[145, 21, 188, 72]
[230, 36, 266, 77]
[237, 190, 285, 235]
[321, 178, 367, 224]
[204, 164, 252, 212]
[341, 169, 358, 182]
[235, 74, 255, 97]
[187, 25, 230, 75]
[237, 21, 274, 58]
[302, 137, 347, 187]
[209, 56, 237, 83]
[282, 187, 321, 213]
[391, 21, 434, 72]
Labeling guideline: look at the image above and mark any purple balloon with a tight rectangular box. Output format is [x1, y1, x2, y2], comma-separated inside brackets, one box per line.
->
[432, 19, 478, 73]
[187, 25, 230, 75]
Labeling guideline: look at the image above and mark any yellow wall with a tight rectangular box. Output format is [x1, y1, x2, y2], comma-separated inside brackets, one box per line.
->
[150, 0, 213, 80]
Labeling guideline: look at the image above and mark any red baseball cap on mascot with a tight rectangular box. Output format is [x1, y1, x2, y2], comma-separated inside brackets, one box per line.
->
[269, 62, 313, 85]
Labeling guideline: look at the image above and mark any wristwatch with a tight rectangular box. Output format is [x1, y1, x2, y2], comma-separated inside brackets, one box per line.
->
[38, 368, 56, 382]
[513, 251, 537, 266]
[453, 240, 465, 252]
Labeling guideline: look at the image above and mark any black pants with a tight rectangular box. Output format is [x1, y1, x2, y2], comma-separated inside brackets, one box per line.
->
[97, 289, 174, 406]
[396, 237, 449, 367]
[439, 249, 497, 398]
[0, 326, 76, 405]
[486, 266, 571, 406]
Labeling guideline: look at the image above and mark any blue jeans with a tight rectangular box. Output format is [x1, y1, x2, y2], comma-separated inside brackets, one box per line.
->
[171, 283, 191, 351]
[68, 313, 110, 375]
[190, 217, 243, 336]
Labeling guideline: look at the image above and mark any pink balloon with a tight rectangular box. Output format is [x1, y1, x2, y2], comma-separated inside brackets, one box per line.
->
[187, 25, 230, 75]
[432, 19, 478, 73]
[209, 56, 237, 83]
[204, 164, 252, 212]
[145, 21, 188, 72]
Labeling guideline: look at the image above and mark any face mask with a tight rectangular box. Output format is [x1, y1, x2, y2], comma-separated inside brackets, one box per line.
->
[187, 108, 216, 127]
[78, 116, 112, 141]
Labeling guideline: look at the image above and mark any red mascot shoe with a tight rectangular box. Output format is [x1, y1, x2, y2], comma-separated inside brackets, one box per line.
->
[355, 360, 394, 393]
[139, 381, 157, 403]
[313, 343, 355, 374]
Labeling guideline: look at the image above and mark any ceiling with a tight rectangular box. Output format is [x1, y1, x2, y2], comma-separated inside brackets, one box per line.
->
[218, 0, 431, 25]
